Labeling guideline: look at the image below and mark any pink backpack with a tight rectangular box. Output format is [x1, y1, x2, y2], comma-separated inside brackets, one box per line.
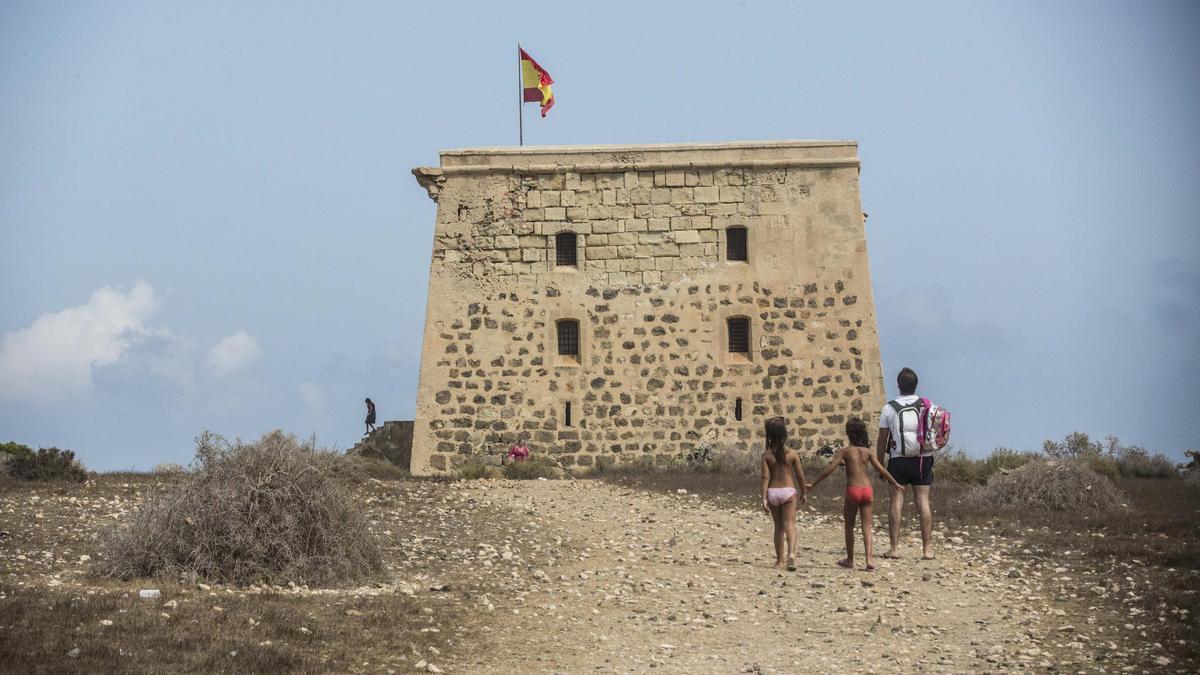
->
[888, 397, 952, 455]
[921, 402, 951, 451]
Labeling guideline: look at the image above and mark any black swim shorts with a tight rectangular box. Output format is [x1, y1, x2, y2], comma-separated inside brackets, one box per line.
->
[887, 456, 934, 486]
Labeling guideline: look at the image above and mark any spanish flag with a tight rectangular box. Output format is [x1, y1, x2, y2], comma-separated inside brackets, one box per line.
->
[519, 47, 554, 117]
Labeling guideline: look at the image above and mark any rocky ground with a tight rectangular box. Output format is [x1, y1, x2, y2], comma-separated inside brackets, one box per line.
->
[0, 475, 1191, 673]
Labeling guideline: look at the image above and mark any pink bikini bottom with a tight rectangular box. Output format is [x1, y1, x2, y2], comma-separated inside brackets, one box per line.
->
[766, 487, 796, 506]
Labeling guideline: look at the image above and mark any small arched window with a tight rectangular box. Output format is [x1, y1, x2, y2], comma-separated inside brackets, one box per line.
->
[727, 317, 750, 355]
[556, 231, 578, 266]
[726, 226, 748, 262]
[556, 319, 580, 357]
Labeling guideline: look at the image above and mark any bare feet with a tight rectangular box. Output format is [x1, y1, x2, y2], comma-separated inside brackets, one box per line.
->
[865, 563, 876, 571]
[774, 560, 785, 569]
[786, 557, 796, 572]
[836, 558, 853, 569]
[882, 550, 900, 559]
[922, 548, 935, 560]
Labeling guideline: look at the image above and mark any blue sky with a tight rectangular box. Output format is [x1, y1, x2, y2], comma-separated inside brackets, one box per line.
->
[2, 1, 1197, 470]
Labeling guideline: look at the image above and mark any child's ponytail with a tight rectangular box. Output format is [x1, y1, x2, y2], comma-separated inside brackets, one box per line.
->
[765, 416, 788, 461]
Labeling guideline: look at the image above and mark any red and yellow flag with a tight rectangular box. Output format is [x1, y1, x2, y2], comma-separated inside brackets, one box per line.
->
[519, 47, 554, 117]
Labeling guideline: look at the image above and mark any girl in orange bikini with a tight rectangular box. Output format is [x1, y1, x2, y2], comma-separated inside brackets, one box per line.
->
[760, 417, 808, 571]
[807, 418, 904, 571]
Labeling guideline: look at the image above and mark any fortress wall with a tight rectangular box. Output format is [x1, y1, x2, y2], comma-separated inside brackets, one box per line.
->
[409, 141, 883, 475]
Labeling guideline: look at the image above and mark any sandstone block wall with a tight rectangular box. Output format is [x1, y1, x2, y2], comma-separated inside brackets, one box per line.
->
[409, 141, 883, 475]
[350, 420, 414, 470]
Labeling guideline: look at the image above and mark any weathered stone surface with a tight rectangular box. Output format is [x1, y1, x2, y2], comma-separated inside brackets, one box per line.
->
[408, 141, 883, 475]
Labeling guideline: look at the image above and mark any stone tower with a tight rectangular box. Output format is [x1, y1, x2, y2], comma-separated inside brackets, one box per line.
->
[409, 141, 883, 476]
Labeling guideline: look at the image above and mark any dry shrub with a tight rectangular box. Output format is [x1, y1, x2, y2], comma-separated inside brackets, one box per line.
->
[705, 443, 760, 474]
[1113, 448, 1179, 479]
[102, 431, 383, 586]
[457, 461, 504, 480]
[934, 450, 986, 484]
[341, 454, 410, 481]
[968, 460, 1127, 513]
[1042, 432, 1178, 479]
[502, 456, 563, 480]
[152, 462, 187, 475]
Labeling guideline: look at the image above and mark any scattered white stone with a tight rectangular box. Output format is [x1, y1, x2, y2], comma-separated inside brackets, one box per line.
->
[99, 620, 113, 627]
[139, 589, 161, 599]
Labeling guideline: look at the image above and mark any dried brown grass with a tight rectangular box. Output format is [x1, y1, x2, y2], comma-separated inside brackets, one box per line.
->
[100, 431, 384, 587]
[0, 582, 450, 674]
[967, 459, 1127, 513]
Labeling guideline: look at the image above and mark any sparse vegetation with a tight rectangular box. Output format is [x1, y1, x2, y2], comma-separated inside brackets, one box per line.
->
[1, 440, 33, 458]
[967, 460, 1126, 512]
[457, 460, 503, 480]
[152, 462, 187, 475]
[4, 445, 87, 482]
[934, 448, 1041, 484]
[1183, 449, 1200, 473]
[1041, 432, 1179, 479]
[502, 456, 562, 480]
[101, 431, 383, 586]
[341, 454, 411, 481]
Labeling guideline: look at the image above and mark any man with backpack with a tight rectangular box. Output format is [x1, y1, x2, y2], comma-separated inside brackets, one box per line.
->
[876, 367, 947, 560]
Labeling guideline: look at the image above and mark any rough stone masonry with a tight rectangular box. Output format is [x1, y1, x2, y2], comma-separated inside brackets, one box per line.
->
[409, 141, 883, 475]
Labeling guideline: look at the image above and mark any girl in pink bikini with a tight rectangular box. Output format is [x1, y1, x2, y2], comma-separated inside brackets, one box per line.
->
[760, 417, 808, 571]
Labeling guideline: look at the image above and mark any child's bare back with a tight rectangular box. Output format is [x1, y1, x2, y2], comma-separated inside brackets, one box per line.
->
[840, 445, 877, 488]
[762, 449, 801, 488]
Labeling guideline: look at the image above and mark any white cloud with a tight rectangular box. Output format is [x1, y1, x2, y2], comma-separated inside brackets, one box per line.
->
[0, 281, 163, 403]
[204, 331, 263, 376]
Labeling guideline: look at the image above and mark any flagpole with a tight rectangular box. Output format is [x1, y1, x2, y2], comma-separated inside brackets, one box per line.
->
[517, 43, 524, 146]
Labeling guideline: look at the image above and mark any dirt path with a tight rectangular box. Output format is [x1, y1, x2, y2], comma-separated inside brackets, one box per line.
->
[4, 476, 1173, 672]
[448, 479, 1086, 673]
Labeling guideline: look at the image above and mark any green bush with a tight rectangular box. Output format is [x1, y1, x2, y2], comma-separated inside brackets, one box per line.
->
[1078, 453, 1121, 481]
[933, 450, 985, 484]
[6, 446, 87, 482]
[1, 441, 33, 459]
[1112, 446, 1179, 479]
[1042, 432, 1178, 480]
[502, 456, 562, 480]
